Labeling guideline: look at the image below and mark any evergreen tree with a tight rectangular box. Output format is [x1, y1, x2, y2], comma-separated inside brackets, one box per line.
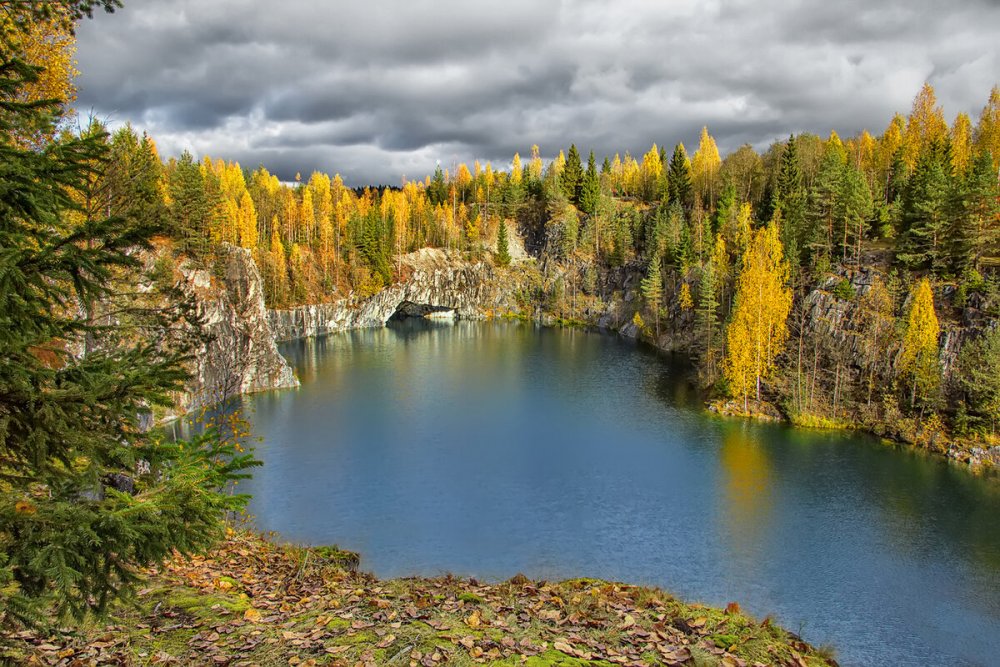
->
[697, 259, 720, 377]
[806, 139, 847, 262]
[775, 136, 807, 267]
[561, 144, 583, 205]
[105, 126, 167, 230]
[579, 151, 600, 216]
[641, 255, 663, 337]
[0, 14, 256, 625]
[428, 165, 447, 205]
[169, 150, 211, 260]
[897, 144, 951, 273]
[496, 220, 511, 266]
[953, 148, 1000, 273]
[667, 143, 693, 209]
[834, 162, 873, 264]
[957, 327, 1000, 435]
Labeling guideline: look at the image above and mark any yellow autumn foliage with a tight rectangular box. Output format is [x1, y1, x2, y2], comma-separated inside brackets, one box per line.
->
[724, 222, 793, 410]
[899, 278, 940, 404]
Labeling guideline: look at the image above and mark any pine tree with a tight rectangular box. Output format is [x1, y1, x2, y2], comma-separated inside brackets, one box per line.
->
[806, 138, 847, 262]
[496, 220, 511, 266]
[0, 8, 256, 626]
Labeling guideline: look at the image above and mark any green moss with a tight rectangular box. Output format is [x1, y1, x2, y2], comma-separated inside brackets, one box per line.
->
[458, 592, 482, 604]
[163, 589, 250, 619]
[325, 618, 350, 631]
[339, 630, 377, 645]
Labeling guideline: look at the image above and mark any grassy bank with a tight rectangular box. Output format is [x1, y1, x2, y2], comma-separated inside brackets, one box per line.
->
[4, 531, 836, 666]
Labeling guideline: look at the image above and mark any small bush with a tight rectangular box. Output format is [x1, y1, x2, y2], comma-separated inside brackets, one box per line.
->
[832, 279, 856, 300]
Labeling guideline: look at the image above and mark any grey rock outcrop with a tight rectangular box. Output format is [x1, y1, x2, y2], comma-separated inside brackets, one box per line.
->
[166, 245, 298, 419]
[268, 248, 524, 341]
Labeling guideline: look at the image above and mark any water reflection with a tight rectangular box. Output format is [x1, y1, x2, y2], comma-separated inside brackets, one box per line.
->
[719, 424, 773, 560]
[226, 320, 1000, 666]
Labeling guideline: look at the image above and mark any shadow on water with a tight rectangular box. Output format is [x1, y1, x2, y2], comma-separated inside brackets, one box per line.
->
[224, 320, 1000, 666]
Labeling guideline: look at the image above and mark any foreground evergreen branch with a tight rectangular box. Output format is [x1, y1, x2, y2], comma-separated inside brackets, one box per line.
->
[0, 3, 259, 629]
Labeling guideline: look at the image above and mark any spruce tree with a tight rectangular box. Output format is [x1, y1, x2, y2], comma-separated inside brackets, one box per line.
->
[561, 144, 583, 205]
[775, 136, 807, 267]
[579, 151, 600, 216]
[0, 9, 257, 626]
[496, 220, 512, 266]
[897, 143, 951, 273]
[953, 148, 1000, 273]
[169, 150, 211, 260]
[667, 143, 693, 209]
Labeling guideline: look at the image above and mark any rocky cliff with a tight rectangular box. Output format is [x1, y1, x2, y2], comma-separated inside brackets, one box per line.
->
[161, 245, 298, 420]
[268, 248, 526, 341]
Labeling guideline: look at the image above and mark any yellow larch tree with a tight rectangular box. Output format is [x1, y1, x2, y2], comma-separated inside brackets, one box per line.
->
[899, 278, 940, 408]
[974, 85, 1000, 171]
[950, 112, 973, 176]
[528, 145, 543, 181]
[902, 83, 948, 172]
[724, 222, 793, 412]
[236, 191, 258, 249]
[692, 126, 722, 208]
[640, 143, 663, 201]
[511, 153, 523, 184]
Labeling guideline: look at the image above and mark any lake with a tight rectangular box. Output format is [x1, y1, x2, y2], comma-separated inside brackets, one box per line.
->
[235, 320, 1000, 666]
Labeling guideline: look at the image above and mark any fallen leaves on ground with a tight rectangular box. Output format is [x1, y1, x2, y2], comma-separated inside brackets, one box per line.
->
[2, 531, 838, 666]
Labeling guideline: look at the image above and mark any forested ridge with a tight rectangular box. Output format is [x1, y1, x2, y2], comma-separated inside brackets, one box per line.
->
[85, 81, 1000, 457]
[6, 0, 1000, 456]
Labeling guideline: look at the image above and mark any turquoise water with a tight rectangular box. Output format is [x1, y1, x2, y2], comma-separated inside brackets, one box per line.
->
[237, 320, 1000, 666]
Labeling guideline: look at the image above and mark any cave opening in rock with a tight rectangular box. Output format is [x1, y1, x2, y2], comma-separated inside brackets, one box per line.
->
[388, 301, 457, 321]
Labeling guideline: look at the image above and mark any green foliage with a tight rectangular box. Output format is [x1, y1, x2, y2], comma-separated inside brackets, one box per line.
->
[561, 144, 583, 205]
[667, 143, 693, 209]
[578, 151, 600, 216]
[169, 150, 211, 260]
[832, 279, 856, 300]
[0, 10, 258, 627]
[496, 220, 512, 267]
[957, 327, 1000, 435]
[774, 136, 807, 267]
[897, 143, 952, 274]
[640, 255, 663, 335]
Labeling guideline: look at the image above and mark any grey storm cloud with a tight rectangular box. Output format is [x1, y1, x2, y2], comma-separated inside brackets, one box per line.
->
[75, 0, 1000, 186]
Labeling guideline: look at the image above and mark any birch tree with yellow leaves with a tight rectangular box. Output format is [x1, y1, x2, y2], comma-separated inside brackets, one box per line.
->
[724, 221, 793, 412]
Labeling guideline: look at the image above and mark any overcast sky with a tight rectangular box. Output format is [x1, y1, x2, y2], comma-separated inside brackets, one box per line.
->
[75, 0, 999, 186]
